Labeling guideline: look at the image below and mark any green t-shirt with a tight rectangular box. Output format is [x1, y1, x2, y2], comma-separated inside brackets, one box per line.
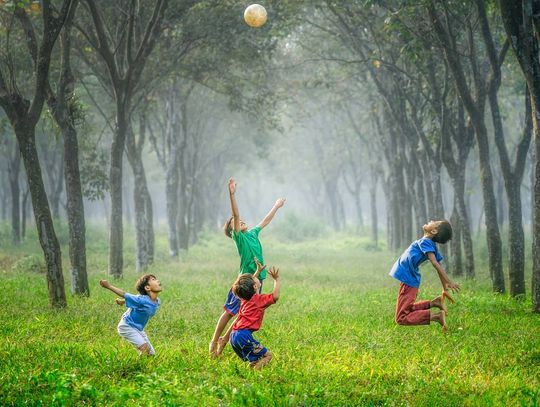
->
[232, 226, 266, 280]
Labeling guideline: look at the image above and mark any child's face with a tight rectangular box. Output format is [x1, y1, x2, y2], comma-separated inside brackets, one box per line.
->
[423, 220, 442, 235]
[239, 220, 248, 232]
[252, 276, 261, 293]
[145, 277, 162, 293]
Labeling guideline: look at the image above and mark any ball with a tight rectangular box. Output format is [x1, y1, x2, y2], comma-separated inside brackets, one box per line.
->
[244, 4, 267, 28]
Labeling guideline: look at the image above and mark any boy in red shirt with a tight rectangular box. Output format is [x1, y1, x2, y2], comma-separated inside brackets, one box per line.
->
[229, 259, 280, 369]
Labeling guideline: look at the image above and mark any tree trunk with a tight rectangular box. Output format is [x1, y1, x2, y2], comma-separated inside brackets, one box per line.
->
[63, 126, 88, 295]
[108, 102, 128, 278]
[21, 186, 30, 240]
[450, 198, 463, 276]
[8, 149, 21, 244]
[165, 89, 179, 256]
[17, 127, 66, 307]
[369, 169, 378, 248]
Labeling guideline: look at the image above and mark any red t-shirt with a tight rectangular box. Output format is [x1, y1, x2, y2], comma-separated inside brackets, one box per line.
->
[232, 293, 276, 331]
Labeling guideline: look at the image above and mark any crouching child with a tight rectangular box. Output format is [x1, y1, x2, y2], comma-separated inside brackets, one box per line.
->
[100, 274, 162, 356]
[229, 259, 280, 369]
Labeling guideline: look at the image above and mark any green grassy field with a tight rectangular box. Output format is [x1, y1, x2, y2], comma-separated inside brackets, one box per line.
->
[0, 226, 539, 406]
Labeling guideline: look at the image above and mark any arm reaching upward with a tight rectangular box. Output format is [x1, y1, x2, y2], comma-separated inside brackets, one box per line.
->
[100, 280, 126, 298]
[253, 257, 267, 279]
[427, 253, 460, 294]
[267, 266, 281, 302]
[228, 178, 241, 233]
[258, 198, 286, 230]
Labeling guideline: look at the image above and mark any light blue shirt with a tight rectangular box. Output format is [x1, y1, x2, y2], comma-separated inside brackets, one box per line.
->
[389, 237, 443, 288]
[121, 293, 160, 331]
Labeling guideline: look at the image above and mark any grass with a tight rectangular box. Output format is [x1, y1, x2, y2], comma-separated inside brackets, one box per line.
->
[0, 226, 539, 406]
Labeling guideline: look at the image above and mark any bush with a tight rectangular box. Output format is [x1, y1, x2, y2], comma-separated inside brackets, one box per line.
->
[11, 255, 45, 274]
[268, 211, 327, 242]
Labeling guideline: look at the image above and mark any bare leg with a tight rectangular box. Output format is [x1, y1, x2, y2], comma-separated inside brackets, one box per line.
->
[430, 311, 447, 333]
[216, 323, 234, 356]
[210, 311, 233, 356]
[251, 351, 272, 370]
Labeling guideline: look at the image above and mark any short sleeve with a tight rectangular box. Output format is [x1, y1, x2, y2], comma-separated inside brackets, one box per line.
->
[256, 293, 275, 308]
[124, 293, 143, 308]
[418, 238, 437, 255]
[419, 239, 443, 262]
[250, 226, 261, 237]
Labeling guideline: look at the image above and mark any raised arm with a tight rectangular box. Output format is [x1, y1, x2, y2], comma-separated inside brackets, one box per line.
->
[427, 253, 460, 294]
[267, 266, 281, 302]
[228, 178, 241, 232]
[258, 198, 286, 230]
[253, 257, 267, 279]
[100, 280, 126, 298]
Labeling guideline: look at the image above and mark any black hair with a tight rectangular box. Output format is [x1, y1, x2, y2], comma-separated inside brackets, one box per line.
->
[223, 216, 234, 238]
[432, 221, 452, 244]
[232, 274, 256, 300]
[135, 274, 156, 296]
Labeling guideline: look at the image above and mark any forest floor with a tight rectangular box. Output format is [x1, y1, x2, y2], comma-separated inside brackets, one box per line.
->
[0, 226, 539, 406]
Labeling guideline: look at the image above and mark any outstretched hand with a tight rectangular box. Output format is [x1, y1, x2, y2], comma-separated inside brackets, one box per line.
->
[253, 257, 266, 279]
[228, 178, 236, 194]
[445, 281, 460, 293]
[274, 198, 286, 208]
[268, 266, 280, 280]
[99, 279, 110, 289]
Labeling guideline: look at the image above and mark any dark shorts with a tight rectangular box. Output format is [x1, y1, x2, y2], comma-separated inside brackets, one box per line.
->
[223, 278, 263, 315]
[230, 329, 267, 363]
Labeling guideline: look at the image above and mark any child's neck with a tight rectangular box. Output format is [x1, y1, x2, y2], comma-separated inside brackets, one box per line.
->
[148, 291, 159, 302]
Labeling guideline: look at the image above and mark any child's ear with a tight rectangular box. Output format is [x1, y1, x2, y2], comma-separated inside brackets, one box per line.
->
[145, 284, 151, 293]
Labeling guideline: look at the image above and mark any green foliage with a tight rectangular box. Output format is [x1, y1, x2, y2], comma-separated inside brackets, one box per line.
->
[0, 230, 538, 405]
[268, 211, 328, 241]
[11, 254, 45, 273]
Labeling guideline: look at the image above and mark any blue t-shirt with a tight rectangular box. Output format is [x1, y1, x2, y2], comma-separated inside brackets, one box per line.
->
[121, 293, 160, 331]
[389, 237, 443, 288]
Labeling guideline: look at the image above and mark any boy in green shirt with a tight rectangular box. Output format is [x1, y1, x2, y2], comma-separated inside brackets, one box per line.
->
[209, 178, 285, 356]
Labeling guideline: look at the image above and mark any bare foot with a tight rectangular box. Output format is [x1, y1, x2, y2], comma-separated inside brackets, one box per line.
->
[215, 336, 227, 356]
[430, 295, 447, 315]
[442, 290, 455, 304]
[431, 311, 448, 333]
[209, 341, 218, 357]
[251, 352, 272, 370]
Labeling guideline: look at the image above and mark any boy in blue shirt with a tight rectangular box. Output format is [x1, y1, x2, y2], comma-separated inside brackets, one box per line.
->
[100, 274, 161, 355]
[390, 220, 460, 332]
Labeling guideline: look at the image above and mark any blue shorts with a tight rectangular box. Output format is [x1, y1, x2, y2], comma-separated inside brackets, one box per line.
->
[223, 278, 263, 315]
[230, 329, 267, 363]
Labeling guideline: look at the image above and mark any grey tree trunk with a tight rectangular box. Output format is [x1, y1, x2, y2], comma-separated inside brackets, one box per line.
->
[17, 127, 66, 307]
[165, 88, 179, 256]
[369, 167, 379, 248]
[450, 198, 463, 276]
[8, 148, 21, 244]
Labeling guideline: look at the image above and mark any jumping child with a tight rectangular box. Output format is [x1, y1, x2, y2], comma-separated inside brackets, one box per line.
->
[229, 258, 280, 369]
[390, 220, 459, 332]
[209, 178, 285, 356]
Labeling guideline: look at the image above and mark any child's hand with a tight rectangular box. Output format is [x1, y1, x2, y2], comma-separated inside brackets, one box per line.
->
[115, 298, 125, 306]
[274, 198, 286, 208]
[99, 279, 110, 289]
[254, 257, 266, 274]
[228, 178, 236, 194]
[445, 281, 460, 293]
[268, 266, 280, 280]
